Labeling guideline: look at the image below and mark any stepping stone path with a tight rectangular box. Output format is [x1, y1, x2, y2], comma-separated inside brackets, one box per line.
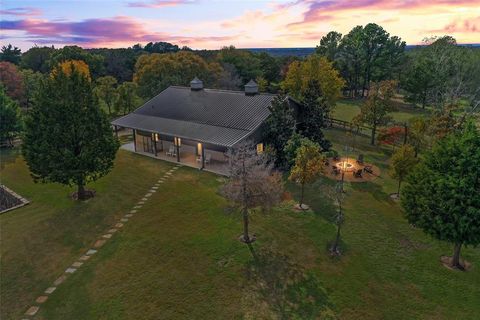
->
[23, 166, 178, 318]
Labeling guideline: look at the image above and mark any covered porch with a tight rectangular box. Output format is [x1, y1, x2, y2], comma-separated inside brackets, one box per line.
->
[120, 128, 231, 176]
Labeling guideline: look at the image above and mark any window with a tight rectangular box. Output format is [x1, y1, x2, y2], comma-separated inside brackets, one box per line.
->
[256, 143, 264, 154]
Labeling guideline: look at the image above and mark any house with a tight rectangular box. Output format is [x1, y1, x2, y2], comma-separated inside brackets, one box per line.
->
[112, 78, 302, 175]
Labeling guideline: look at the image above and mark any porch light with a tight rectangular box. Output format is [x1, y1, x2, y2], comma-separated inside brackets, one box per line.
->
[152, 133, 159, 142]
[174, 137, 182, 146]
[256, 143, 264, 154]
[197, 142, 203, 154]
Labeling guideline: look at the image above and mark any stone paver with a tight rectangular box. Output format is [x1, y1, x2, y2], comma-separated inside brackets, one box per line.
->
[53, 275, 67, 286]
[94, 240, 107, 248]
[86, 249, 97, 255]
[25, 306, 39, 316]
[45, 287, 56, 294]
[21, 176, 167, 315]
[79, 255, 91, 261]
[65, 267, 76, 274]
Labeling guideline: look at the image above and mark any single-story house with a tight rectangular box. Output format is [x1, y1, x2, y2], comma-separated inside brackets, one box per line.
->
[112, 78, 302, 175]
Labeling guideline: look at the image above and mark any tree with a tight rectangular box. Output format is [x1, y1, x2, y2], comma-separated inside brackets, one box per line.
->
[282, 55, 345, 105]
[222, 141, 283, 243]
[54, 60, 91, 81]
[359, 23, 390, 97]
[284, 132, 307, 168]
[299, 79, 331, 151]
[316, 31, 342, 62]
[325, 182, 346, 255]
[377, 126, 405, 150]
[0, 44, 21, 65]
[354, 80, 396, 145]
[115, 82, 140, 115]
[407, 117, 429, 156]
[217, 46, 262, 83]
[337, 26, 364, 98]
[389, 144, 418, 197]
[403, 51, 435, 108]
[22, 64, 119, 200]
[0, 61, 24, 103]
[0, 86, 22, 147]
[262, 94, 296, 168]
[94, 76, 118, 115]
[20, 46, 55, 73]
[134, 51, 222, 99]
[288, 139, 324, 209]
[48, 45, 104, 78]
[21, 69, 43, 109]
[401, 122, 480, 269]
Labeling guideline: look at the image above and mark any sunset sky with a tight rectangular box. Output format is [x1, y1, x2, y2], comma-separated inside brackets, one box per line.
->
[1, 0, 479, 51]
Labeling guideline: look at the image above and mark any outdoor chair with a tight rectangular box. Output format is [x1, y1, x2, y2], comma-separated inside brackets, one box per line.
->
[166, 146, 176, 157]
[332, 166, 340, 175]
[205, 153, 212, 164]
[357, 154, 364, 165]
[354, 169, 363, 178]
[364, 165, 373, 174]
[333, 154, 340, 161]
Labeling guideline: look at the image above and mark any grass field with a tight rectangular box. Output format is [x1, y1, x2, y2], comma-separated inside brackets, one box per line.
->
[332, 98, 430, 123]
[1, 128, 479, 319]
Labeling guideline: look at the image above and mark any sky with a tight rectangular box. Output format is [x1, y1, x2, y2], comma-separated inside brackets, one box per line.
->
[1, 0, 479, 51]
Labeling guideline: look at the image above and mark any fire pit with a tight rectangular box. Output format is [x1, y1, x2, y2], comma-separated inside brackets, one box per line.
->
[336, 160, 355, 172]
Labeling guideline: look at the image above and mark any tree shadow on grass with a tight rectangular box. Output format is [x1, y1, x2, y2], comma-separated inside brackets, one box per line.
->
[245, 244, 336, 320]
[350, 179, 393, 205]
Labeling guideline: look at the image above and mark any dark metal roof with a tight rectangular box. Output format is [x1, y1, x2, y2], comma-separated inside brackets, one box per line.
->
[112, 86, 277, 147]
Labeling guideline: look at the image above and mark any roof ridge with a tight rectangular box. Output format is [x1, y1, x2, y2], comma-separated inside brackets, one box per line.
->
[168, 85, 277, 96]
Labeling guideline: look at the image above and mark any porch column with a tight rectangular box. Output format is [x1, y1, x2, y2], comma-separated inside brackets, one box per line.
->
[152, 133, 158, 157]
[199, 143, 205, 170]
[133, 129, 137, 152]
[114, 125, 118, 138]
[175, 137, 181, 162]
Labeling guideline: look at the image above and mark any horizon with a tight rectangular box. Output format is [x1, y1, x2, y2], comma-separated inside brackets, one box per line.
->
[1, 0, 479, 51]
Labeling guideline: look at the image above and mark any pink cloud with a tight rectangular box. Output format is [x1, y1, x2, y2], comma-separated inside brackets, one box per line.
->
[288, 0, 480, 27]
[127, 0, 194, 8]
[432, 16, 480, 33]
[0, 16, 237, 48]
[0, 7, 42, 17]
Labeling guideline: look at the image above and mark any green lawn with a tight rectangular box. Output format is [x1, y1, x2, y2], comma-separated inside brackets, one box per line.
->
[1, 130, 479, 319]
[332, 98, 430, 124]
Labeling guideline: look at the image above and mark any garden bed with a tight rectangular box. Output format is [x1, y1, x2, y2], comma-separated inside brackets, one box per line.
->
[0, 184, 29, 213]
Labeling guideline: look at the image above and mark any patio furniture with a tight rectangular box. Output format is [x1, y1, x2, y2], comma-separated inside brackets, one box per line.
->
[332, 166, 340, 175]
[166, 146, 176, 157]
[357, 154, 364, 165]
[364, 165, 373, 174]
[333, 154, 340, 161]
[354, 169, 363, 178]
[205, 153, 211, 164]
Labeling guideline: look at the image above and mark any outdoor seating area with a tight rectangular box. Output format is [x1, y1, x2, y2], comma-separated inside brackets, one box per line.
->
[324, 156, 380, 182]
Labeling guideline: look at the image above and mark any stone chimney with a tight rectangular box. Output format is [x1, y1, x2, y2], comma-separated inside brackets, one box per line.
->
[244, 79, 258, 96]
[190, 77, 203, 91]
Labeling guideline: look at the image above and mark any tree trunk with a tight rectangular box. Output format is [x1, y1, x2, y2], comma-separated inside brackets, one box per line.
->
[451, 243, 463, 269]
[77, 183, 87, 200]
[397, 179, 402, 197]
[332, 223, 341, 253]
[300, 182, 305, 208]
[243, 207, 250, 243]
[370, 125, 376, 145]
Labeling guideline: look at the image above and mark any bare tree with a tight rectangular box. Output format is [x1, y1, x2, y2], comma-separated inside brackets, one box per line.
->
[325, 182, 346, 255]
[222, 140, 283, 243]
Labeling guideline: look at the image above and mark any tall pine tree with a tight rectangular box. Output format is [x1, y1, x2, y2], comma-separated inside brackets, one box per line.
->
[299, 79, 331, 151]
[23, 63, 119, 200]
[263, 94, 296, 168]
